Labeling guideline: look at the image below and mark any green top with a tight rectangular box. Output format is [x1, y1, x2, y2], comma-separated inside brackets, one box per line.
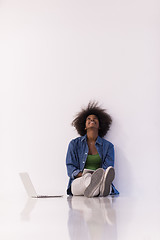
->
[84, 153, 102, 170]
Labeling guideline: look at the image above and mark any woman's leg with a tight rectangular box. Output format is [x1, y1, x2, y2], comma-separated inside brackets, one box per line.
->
[99, 167, 115, 197]
[84, 168, 104, 198]
[71, 173, 92, 196]
[71, 167, 114, 197]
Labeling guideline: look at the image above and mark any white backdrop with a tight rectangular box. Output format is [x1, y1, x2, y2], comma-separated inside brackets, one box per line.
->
[0, 0, 160, 198]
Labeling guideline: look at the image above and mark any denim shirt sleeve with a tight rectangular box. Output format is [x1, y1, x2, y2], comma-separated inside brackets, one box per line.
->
[102, 143, 114, 169]
[101, 141, 119, 195]
[66, 140, 81, 180]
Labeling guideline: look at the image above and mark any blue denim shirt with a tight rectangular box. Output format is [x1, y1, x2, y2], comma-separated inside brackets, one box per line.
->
[66, 135, 119, 195]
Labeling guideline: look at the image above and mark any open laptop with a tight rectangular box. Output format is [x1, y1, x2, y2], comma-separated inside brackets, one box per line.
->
[19, 172, 63, 198]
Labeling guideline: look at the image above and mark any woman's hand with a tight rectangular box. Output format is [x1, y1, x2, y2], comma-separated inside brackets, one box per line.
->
[75, 172, 83, 178]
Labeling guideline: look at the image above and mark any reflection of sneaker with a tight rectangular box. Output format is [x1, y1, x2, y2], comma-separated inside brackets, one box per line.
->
[84, 168, 104, 198]
[100, 167, 115, 197]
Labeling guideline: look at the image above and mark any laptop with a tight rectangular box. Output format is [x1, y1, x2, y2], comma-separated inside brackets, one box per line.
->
[19, 172, 63, 198]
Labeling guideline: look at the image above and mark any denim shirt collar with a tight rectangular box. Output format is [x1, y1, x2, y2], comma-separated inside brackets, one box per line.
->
[81, 134, 103, 145]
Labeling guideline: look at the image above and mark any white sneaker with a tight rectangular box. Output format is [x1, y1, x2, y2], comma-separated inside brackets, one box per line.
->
[99, 167, 115, 197]
[84, 168, 104, 198]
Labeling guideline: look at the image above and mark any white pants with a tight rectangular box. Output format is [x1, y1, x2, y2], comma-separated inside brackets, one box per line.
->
[71, 173, 100, 196]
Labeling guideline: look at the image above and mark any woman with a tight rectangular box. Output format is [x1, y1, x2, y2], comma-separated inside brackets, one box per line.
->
[66, 101, 119, 197]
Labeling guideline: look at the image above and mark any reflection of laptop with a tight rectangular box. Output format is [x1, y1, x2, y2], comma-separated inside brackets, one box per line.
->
[19, 172, 63, 198]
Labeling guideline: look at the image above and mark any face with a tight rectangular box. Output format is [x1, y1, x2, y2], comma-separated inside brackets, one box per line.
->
[85, 114, 99, 130]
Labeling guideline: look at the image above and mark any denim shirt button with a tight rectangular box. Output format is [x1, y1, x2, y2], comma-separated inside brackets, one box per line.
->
[83, 161, 85, 163]
[85, 153, 87, 155]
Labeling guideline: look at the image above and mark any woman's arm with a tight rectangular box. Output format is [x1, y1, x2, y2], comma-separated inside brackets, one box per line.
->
[75, 172, 82, 178]
[102, 143, 115, 170]
[66, 140, 82, 179]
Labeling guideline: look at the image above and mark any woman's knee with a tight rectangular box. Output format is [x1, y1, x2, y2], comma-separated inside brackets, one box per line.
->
[71, 173, 91, 196]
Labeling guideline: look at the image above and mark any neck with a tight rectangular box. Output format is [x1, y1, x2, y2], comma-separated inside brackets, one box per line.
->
[87, 129, 98, 142]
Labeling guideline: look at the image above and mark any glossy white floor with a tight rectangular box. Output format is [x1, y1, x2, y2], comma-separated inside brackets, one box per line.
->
[1, 194, 160, 240]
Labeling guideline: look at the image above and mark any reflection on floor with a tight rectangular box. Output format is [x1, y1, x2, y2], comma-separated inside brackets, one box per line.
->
[67, 196, 117, 240]
[0, 194, 160, 240]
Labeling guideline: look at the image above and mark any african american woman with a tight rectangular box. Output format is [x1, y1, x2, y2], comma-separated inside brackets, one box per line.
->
[66, 101, 119, 198]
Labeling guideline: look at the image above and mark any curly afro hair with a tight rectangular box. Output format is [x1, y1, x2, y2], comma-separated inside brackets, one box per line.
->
[72, 101, 112, 138]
